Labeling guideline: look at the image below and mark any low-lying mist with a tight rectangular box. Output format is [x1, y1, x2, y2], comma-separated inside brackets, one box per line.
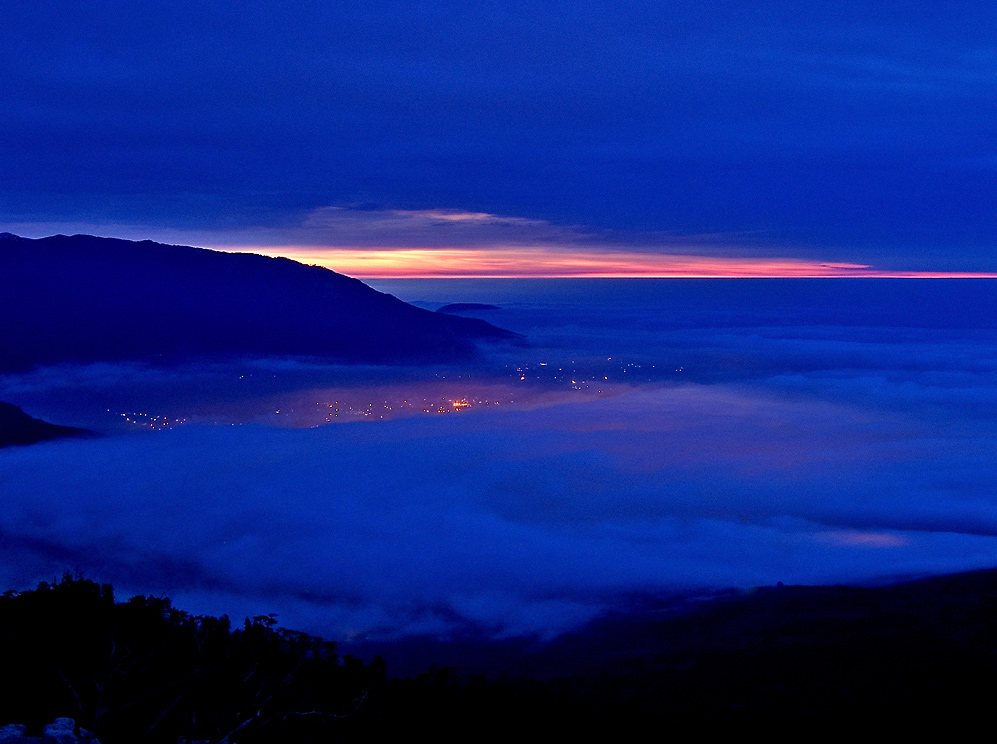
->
[2, 280, 996, 641]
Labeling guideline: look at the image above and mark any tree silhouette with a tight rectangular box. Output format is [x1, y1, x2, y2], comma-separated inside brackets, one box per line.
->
[0, 574, 384, 743]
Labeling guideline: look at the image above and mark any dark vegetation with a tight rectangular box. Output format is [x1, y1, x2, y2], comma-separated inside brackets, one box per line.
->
[0, 233, 519, 372]
[4, 571, 997, 741]
[0, 402, 93, 447]
[1, 576, 383, 743]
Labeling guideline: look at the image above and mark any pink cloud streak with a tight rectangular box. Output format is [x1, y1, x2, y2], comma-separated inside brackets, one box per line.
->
[234, 246, 997, 279]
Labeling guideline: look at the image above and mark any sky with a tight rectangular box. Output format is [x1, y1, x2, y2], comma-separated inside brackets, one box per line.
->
[3, 3, 996, 649]
[2, 2, 995, 276]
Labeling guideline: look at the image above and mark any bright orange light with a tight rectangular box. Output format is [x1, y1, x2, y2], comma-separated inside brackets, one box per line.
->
[224, 245, 997, 279]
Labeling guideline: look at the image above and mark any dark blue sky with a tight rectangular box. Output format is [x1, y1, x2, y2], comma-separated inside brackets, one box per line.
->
[2, 1, 995, 271]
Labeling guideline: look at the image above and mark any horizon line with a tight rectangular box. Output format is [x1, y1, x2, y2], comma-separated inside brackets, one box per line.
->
[228, 246, 997, 280]
[7, 232, 997, 279]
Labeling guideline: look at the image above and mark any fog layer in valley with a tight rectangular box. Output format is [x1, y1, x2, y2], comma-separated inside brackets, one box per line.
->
[2, 280, 995, 641]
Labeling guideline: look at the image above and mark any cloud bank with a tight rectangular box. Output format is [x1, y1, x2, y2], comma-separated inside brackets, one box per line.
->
[2, 279, 995, 641]
[12, 208, 996, 278]
[3, 375, 997, 640]
[4, 3, 997, 269]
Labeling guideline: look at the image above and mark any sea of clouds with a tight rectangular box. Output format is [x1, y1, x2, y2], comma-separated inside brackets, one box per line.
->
[2, 280, 996, 641]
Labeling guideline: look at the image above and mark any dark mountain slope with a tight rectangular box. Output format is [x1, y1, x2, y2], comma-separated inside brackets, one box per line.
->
[0, 402, 92, 447]
[4, 570, 997, 740]
[0, 233, 518, 371]
[343, 569, 997, 733]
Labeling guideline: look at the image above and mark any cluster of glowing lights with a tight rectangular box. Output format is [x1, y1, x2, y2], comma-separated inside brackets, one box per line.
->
[291, 396, 514, 423]
[118, 411, 187, 429]
[109, 356, 682, 431]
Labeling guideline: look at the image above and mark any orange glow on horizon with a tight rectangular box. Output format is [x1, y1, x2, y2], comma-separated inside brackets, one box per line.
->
[224, 246, 997, 279]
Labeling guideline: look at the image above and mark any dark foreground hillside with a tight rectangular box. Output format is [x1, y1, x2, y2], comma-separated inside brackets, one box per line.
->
[0, 233, 517, 372]
[3, 571, 997, 741]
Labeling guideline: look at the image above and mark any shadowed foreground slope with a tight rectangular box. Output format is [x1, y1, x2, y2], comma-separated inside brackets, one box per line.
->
[3, 571, 997, 741]
[0, 233, 517, 371]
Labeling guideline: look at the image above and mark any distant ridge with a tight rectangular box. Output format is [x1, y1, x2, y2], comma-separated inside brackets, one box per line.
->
[436, 303, 501, 314]
[0, 233, 519, 371]
[0, 402, 93, 447]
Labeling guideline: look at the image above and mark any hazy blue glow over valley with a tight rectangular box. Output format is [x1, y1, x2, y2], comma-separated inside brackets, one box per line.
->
[2, 279, 996, 641]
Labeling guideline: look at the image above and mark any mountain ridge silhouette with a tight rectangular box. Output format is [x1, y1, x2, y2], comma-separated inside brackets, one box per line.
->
[0, 233, 519, 371]
[0, 401, 93, 447]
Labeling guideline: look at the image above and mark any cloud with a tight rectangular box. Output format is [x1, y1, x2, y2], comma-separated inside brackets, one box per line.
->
[291, 207, 576, 248]
[3, 279, 996, 641]
[3, 3, 997, 270]
[3, 379, 997, 641]
[17, 206, 987, 278]
[0, 209, 896, 278]
[0, 207, 593, 253]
